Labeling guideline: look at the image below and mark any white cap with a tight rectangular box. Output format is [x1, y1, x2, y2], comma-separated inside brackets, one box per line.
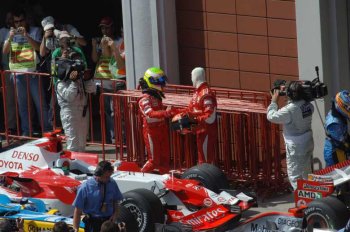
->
[58, 30, 70, 39]
[41, 16, 55, 31]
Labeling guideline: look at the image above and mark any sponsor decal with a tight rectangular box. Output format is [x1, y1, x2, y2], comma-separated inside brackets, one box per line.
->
[185, 183, 193, 188]
[297, 190, 322, 199]
[296, 199, 307, 207]
[12, 151, 39, 161]
[302, 183, 330, 192]
[250, 222, 279, 232]
[182, 207, 225, 226]
[0, 160, 23, 170]
[193, 185, 202, 191]
[203, 198, 213, 207]
[277, 218, 300, 227]
[217, 197, 226, 203]
[307, 174, 333, 182]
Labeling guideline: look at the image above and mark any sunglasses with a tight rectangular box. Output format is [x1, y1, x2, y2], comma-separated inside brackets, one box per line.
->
[14, 18, 25, 24]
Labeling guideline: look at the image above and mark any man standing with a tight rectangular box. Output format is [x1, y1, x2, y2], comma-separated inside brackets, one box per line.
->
[72, 161, 123, 232]
[138, 67, 176, 172]
[267, 82, 314, 191]
[177, 67, 218, 164]
[2, 8, 51, 136]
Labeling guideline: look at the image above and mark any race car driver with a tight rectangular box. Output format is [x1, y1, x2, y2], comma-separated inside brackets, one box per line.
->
[138, 67, 176, 172]
[324, 90, 350, 166]
[175, 67, 218, 164]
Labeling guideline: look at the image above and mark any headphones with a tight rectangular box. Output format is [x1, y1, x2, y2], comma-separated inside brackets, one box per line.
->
[94, 161, 114, 177]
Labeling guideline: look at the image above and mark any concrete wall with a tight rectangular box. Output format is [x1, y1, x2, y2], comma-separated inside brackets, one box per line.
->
[122, 0, 179, 89]
[296, 0, 350, 170]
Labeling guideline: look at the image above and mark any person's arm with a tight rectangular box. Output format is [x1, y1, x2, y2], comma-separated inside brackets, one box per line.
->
[109, 39, 125, 70]
[91, 38, 99, 63]
[3, 27, 15, 54]
[111, 201, 120, 223]
[23, 27, 41, 51]
[189, 95, 216, 122]
[139, 97, 173, 119]
[39, 36, 48, 57]
[56, 79, 79, 102]
[73, 207, 82, 232]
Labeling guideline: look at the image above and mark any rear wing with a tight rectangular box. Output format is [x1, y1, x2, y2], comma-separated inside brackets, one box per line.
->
[294, 159, 350, 207]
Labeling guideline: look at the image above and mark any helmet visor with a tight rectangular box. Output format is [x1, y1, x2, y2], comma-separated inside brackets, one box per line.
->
[149, 75, 167, 86]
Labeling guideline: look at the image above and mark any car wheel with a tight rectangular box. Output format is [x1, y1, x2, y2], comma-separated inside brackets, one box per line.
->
[118, 205, 139, 232]
[181, 163, 228, 193]
[304, 196, 350, 230]
[197, 163, 229, 191]
[122, 188, 164, 232]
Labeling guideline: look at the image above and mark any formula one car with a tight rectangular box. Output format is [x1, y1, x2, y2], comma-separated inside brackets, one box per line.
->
[0, 133, 98, 216]
[0, 133, 258, 231]
[2, 133, 350, 231]
[0, 193, 84, 231]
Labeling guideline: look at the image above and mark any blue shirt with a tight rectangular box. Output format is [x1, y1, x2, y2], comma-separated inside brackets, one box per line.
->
[73, 177, 123, 218]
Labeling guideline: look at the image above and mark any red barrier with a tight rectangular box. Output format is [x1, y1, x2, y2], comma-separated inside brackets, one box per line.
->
[99, 89, 285, 191]
[0, 70, 51, 142]
[0, 71, 285, 192]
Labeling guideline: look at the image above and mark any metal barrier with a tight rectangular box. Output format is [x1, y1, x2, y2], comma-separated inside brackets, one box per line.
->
[0, 71, 284, 191]
[0, 70, 51, 142]
[100, 90, 285, 191]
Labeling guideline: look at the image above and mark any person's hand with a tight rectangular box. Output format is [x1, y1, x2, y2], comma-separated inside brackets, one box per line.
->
[9, 27, 16, 40]
[44, 29, 54, 39]
[69, 70, 78, 81]
[100, 36, 110, 47]
[271, 89, 280, 103]
[91, 37, 97, 47]
[118, 222, 126, 232]
[16, 218, 24, 231]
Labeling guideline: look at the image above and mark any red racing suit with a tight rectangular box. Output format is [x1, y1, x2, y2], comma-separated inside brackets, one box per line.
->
[138, 93, 172, 171]
[187, 82, 217, 164]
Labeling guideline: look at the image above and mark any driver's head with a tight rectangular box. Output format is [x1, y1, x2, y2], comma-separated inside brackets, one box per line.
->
[191, 67, 205, 88]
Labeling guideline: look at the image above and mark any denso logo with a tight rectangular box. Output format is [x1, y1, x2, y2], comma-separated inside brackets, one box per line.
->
[12, 151, 40, 161]
[181, 208, 225, 226]
[302, 183, 330, 192]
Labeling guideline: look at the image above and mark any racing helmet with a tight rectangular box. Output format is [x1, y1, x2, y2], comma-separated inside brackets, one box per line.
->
[335, 90, 350, 120]
[143, 67, 167, 91]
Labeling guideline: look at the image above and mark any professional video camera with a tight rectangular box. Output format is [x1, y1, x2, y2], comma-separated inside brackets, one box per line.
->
[270, 66, 328, 101]
[55, 51, 86, 82]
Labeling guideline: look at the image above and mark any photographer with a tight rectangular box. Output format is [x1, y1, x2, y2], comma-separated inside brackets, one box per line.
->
[324, 90, 350, 167]
[53, 32, 95, 152]
[267, 81, 314, 191]
[2, 8, 51, 136]
[91, 17, 125, 143]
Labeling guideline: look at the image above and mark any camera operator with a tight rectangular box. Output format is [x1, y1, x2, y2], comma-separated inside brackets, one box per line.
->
[267, 81, 314, 191]
[324, 90, 350, 167]
[53, 31, 96, 152]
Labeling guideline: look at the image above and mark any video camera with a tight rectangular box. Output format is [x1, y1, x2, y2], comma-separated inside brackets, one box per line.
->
[55, 51, 85, 82]
[270, 66, 328, 101]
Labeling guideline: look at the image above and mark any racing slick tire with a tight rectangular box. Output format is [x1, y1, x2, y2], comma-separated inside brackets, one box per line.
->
[197, 163, 229, 191]
[122, 188, 165, 232]
[181, 163, 228, 193]
[118, 205, 139, 232]
[304, 196, 350, 230]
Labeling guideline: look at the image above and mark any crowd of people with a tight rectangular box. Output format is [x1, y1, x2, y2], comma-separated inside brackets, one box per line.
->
[0, 7, 126, 152]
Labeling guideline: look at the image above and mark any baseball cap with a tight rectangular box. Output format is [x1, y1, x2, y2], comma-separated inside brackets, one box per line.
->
[58, 30, 70, 39]
[99, 17, 113, 27]
[41, 16, 55, 31]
